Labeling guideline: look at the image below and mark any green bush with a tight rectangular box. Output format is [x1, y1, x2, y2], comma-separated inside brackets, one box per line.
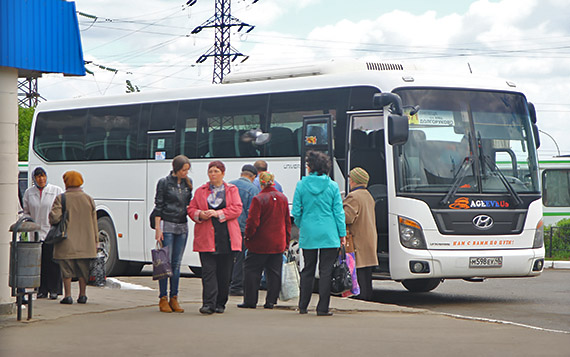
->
[545, 218, 570, 260]
[18, 106, 34, 161]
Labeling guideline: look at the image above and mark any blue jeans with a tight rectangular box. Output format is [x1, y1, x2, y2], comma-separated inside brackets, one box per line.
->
[159, 232, 188, 298]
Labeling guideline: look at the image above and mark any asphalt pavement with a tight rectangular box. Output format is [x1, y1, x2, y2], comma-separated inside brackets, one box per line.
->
[1, 270, 569, 356]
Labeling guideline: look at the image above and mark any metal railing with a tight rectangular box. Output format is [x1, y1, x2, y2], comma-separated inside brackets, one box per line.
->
[545, 226, 570, 259]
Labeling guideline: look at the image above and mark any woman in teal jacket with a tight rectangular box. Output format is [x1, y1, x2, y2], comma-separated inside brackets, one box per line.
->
[292, 150, 346, 316]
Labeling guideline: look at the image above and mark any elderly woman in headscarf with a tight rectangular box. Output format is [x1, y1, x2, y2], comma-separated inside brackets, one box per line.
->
[187, 161, 243, 315]
[49, 171, 98, 305]
[23, 167, 64, 299]
[343, 167, 378, 300]
[238, 171, 291, 309]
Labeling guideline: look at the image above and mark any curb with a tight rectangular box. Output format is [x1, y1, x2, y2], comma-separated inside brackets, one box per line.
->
[544, 260, 570, 269]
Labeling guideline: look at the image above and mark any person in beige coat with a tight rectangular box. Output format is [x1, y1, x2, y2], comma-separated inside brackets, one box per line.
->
[49, 171, 98, 305]
[343, 167, 378, 300]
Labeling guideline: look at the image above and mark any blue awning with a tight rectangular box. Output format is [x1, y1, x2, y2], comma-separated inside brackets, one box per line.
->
[0, 0, 85, 77]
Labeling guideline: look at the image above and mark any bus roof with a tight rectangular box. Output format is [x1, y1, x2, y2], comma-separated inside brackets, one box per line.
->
[36, 61, 526, 112]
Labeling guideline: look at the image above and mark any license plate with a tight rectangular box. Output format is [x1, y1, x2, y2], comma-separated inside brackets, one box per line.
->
[469, 256, 503, 268]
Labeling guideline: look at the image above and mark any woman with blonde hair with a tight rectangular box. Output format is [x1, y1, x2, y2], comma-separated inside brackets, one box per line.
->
[49, 171, 98, 304]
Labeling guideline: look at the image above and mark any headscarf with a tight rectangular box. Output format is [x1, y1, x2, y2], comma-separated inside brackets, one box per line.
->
[32, 167, 47, 188]
[63, 170, 84, 188]
[259, 171, 274, 187]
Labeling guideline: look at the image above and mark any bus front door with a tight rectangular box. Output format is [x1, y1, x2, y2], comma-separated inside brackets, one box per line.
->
[347, 111, 390, 274]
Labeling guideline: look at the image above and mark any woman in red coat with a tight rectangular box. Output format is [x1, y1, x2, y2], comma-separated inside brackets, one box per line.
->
[238, 172, 291, 309]
[187, 161, 243, 314]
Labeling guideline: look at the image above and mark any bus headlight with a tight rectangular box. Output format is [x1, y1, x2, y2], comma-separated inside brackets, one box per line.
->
[533, 219, 544, 249]
[398, 216, 427, 249]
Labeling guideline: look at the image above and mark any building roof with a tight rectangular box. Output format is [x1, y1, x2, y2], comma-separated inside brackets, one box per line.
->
[0, 0, 85, 77]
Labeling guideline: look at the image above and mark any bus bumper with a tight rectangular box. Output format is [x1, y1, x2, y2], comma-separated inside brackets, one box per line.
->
[392, 248, 545, 280]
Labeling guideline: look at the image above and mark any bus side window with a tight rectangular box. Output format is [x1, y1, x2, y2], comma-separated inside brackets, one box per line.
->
[268, 126, 296, 156]
[543, 169, 570, 207]
[148, 102, 178, 160]
[177, 101, 200, 158]
[34, 109, 87, 162]
[88, 105, 142, 160]
[200, 95, 266, 158]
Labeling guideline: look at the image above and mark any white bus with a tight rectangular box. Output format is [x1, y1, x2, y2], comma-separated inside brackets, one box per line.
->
[29, 60, 545, 291]
[539, 157, 570, 226]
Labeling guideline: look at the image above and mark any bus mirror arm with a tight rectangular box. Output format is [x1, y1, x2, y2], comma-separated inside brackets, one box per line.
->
[373, 93, 403, 115]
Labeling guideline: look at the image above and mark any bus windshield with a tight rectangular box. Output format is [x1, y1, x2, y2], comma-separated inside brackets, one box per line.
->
[394, 88, 540, 194]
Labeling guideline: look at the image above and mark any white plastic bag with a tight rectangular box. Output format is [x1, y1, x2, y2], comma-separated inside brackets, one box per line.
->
[279, 260, 300, 301]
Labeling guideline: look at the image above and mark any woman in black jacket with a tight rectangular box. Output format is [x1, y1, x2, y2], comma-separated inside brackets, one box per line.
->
[153, 155, 193, 313]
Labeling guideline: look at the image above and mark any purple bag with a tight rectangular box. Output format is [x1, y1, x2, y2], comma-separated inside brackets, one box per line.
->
[152, 243, 172, 281]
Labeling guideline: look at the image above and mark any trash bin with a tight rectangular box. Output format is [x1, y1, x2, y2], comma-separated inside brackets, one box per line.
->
[9, 216, 41, 321]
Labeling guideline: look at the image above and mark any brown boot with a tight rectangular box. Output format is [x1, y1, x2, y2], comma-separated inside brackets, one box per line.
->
[169, 296, 184, 313]
[159, 296, 172, 313]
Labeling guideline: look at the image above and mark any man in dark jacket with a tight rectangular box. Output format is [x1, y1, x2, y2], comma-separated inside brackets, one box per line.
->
[228, 164, 260, 296]
[238, 172, 291, 309]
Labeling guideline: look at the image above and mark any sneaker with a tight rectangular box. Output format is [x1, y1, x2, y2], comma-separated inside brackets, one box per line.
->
[199, 306, 214, 315]
[49, 293, 58, 300]
[214, 306, 225, 313]
[60, 296, 73, 304]
[37, 292, 48, 299]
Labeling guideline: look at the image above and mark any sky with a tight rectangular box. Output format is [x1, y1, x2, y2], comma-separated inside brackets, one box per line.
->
[37, 0, 570, 159]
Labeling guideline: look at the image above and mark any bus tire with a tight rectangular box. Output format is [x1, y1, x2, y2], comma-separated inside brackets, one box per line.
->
[125, 262, 145, 276]
[98, 216, 127, 277]
[401, 278, 441, 292]
[189, 266, 202, 277]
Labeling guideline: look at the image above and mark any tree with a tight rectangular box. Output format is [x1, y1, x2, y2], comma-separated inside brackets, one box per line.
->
[18, 106, 34, 161]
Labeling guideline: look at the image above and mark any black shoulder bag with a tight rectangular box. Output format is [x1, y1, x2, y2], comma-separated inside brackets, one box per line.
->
[45, 194, 67, 245]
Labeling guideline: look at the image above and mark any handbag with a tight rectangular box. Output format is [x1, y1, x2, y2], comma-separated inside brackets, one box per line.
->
[279, 252, 300, 301]
[149, 208, 159, 230]
[88, 251, 107, 287]
[45, 194, 67, 245]
[331, 245, 353, 295]
[151, 242, 172, 280]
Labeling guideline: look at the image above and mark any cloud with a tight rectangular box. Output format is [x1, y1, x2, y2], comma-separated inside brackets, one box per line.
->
[38, 0, 570, 156]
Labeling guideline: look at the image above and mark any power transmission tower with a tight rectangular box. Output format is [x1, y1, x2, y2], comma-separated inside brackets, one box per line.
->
[17, 77, 43, 108]
[190, 0, 257, 84]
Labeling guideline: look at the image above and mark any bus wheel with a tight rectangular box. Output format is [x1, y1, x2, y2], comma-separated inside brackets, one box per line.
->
[98, 216, 126, 276]
[401, 278, 441, 292]
[189, 266, 202, 277]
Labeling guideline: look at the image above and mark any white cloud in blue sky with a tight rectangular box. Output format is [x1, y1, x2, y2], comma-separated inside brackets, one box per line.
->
[40, 0, 570, 157]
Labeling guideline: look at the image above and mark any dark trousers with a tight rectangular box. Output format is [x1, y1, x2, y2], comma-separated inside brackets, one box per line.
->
[298, 248, 338, 313]
[199, 252, 235, 309]
[39, 242, 62, 295]
[356, 266, 373, 301]
[243, 252, 282, 306]
[229, 238, 246, 293]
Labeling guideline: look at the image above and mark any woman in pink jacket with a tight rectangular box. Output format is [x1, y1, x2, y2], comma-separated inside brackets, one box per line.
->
[187, 161, 243, 314]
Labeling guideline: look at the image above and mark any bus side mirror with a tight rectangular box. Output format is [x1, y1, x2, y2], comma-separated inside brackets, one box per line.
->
[532, 123, 540, 149]
[388, 115, 409, 145]
[528, 102, 537, 124]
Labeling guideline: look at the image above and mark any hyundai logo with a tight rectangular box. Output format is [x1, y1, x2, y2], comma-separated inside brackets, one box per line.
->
[473, 215, 494, 230]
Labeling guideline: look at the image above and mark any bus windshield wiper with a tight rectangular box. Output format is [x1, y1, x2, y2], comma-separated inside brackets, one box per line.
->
[440, 156, 473, 206]
[480, 154, 524, 207]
